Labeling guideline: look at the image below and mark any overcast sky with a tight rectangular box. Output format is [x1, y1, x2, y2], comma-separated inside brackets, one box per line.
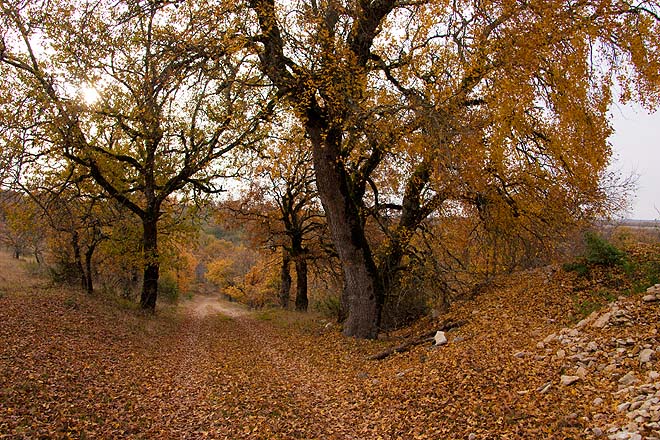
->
[609, 102, 660, 220]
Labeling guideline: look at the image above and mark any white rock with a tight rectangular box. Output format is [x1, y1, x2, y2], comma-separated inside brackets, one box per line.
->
[592, 312, 611, 328]
[617, 402, 631, 412]
[577, 366, 588, 379]
[640, 349, 655, 363]
[557, 349, 566, 359]
[643, 294, 659, 302]
[587, 341, 599, 352]
[594, 397, 604, 406]
[619, 372, 639, 386]
[649, 371, 660, 380]
[434, 331, 448, 346]
[560, 375, 581, 386]
[543, 333, 557, 344]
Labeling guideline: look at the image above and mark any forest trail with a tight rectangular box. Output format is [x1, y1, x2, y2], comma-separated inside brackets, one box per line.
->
[2, 251, 660, 438]
[181, 293, 249, 319]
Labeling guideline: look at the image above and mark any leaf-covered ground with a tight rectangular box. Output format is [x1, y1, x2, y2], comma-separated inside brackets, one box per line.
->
[1, 250, 659, 439]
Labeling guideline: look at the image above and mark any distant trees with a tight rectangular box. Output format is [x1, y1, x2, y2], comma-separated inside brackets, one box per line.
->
[223, 126, 330, 311]
[0, 190, 44, 261]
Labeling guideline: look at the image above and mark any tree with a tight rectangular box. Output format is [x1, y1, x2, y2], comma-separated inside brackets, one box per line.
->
[247, 0, 660, 337]
[0, 190, 45, 261]
[225, 126, 330, 311]
[0, 0, 272, 310]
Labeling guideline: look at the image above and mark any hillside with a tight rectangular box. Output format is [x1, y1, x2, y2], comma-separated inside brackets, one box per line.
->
[1, 249, 660, 439]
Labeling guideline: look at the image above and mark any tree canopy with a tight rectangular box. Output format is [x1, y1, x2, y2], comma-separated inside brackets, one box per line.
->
[1, 0, 658, 336]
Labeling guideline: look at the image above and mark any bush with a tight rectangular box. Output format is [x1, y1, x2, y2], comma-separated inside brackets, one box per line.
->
[564, 231, 627, 276]
[158, 273, 180, 303]
[583, 231, 626, 267]
[313, 294, 342, 322]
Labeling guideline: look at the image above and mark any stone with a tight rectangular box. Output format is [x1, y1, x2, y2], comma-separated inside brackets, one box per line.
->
[537, 381, 552, 393]
[434, 331, 448, 346]
[619, 372, 639, 386]
[592, 312, 611, 328]
[587, 341, 599, 352]
[617, 402, 631, 412]
[640, 349, 655, 363]
[556, 349, 566, 359]
[593, 427, 603, 436]
[543, 333, 557, 344]
[560, 375, 581, 386]
[649, 371, 660, 380]
[514, 351, 526, 358]
[643, 294, 659, 302]
[468, 434, 476, 440]
[536, 342, 545, 349]
[577, 366, 588, 379]
[594, 397, 604, 406]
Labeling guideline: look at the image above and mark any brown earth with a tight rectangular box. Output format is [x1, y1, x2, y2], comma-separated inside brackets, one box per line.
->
[1, 249, 658, 439]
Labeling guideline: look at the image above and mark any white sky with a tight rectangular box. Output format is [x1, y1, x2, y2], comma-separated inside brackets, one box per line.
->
[609, 102, 660, 220]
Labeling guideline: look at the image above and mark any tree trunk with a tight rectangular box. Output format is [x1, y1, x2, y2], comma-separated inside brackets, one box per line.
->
[84, 245, 95, 295]
[294, 257, 308, 311]
[306, 119, 383, 338]
[280, 250, 291, 309]
[140, 216, 159, 311]
[71, 232, 87, 292]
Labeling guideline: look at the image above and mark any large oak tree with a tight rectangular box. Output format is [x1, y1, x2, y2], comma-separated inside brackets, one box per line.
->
[247, 0, 660, 337]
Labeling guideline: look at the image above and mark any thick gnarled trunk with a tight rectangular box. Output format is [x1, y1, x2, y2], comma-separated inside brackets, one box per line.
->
[294, 257, 308, 312]
[140, 216, 159, 311]
[307, 120, 383, 339]
[280, 250, 291, 308]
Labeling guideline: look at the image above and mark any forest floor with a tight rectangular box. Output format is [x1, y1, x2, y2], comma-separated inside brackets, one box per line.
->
[1, 249, 660, 439]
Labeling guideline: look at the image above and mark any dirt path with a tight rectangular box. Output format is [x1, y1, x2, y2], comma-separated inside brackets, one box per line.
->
[3, 250, 651, 438]
[181, 293, 249, 319]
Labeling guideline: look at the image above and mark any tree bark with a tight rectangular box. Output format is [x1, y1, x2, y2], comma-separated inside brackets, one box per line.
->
[280, 250, 291, 309]
[140, 215, 159, 311]
[306, 119, 383, 338]
[84, 244, 95, 295]
[294, 257, 308, 311]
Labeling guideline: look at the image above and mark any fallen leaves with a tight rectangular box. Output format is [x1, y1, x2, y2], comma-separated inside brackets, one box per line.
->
[2, 247, 660, 438]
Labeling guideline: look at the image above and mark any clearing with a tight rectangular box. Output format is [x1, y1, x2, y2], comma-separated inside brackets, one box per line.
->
[1, 250, 659, 439]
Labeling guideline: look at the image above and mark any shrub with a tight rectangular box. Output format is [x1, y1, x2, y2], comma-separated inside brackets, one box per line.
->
[313, 294, 342, 321]
[583, 231, 626, 267]
[563, 231, 627, 276]
[157, 273, 180, 303]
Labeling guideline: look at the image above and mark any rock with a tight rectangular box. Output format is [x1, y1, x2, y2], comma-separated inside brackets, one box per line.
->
[468, 434, 476, 440]
[587, 341, 599, 352]
[434, 331, 448, 346]
[643, 294, 658, 302]
[640, 349, 655, 363]
[514, 351, 526, 358]
[536, 341, 545, 349]
[593, 427, 603, 436]
[543, 333, 557, 344]
[594, 397, 604, 406]
[619, 372, 639, 386]
[593, 312, 611, 328]
[537, 381, 552, 393]
[649, 371, 660, 380]
[617, 402, 631, 412]
[577, 366, 588, 379]
[557, 349, 566, 359]
[561, 375, 581, 386]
